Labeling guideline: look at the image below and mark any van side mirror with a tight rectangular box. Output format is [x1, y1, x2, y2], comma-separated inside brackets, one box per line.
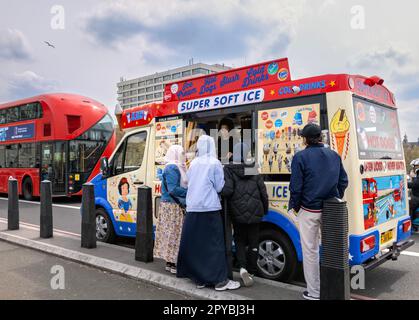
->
[100, 157, 109, 177]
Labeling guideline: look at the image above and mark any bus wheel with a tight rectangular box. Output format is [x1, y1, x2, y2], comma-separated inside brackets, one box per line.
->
[22, 177, 34, 201]
[95, 208, 116, 243]
[257, 229, 297, 282]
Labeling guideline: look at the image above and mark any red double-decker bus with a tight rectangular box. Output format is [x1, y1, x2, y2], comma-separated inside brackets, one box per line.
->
[0, 93, 116, 200]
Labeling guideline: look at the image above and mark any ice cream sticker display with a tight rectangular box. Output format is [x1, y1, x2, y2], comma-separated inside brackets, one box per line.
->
[362, 175, 406, 231]
[155, 117, 183, 179]
[258, 104, 320, 174]
[330, 108, 350, 160]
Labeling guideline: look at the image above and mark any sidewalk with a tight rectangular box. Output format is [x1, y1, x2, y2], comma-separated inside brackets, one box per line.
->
[0, 220, 304, 300]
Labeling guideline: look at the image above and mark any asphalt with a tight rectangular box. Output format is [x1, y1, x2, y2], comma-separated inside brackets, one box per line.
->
[0, 218, 304, 300]
[0, 241, 190, 300]
[1, 197, 419, 300]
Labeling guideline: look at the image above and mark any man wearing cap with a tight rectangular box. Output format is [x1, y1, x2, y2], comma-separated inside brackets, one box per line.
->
[288, 123, 348, 300]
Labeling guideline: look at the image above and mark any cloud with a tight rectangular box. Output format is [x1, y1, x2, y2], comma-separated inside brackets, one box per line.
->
[0, 28, 32, 60]
[81, 0, 304, 63]
[7, 71, 58, 100]
[348, 45, 410, 71]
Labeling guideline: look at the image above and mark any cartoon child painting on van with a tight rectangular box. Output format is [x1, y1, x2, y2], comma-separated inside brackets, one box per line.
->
[118, 177, 133, 222]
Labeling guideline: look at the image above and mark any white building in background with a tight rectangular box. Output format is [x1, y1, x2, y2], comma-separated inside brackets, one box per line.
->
[117, 62, 231, 110]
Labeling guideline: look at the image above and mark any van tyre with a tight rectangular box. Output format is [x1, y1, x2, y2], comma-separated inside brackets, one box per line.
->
[95, 208, 116, 243]
[257, 229, 297, 282]
[22, 177, 34, 201]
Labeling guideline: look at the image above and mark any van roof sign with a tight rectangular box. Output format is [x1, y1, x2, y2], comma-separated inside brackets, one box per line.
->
[163, 58, 291, 103]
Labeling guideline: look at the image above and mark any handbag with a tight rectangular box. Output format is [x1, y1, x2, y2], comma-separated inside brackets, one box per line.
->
[162, 175, 186, 215]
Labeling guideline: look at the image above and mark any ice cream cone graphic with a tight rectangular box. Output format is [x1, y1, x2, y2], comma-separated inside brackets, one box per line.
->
[330, 109, 350, 158]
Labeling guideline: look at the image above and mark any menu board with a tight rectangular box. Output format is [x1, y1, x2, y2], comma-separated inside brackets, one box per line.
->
[258, 104, 320, 174]
[155, 117, 183, 179]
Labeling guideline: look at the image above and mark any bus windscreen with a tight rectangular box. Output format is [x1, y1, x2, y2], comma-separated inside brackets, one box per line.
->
[353, 97, 403, 160]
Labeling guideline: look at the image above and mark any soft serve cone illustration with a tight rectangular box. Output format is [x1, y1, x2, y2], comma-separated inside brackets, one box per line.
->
[330, 108, 350, 159]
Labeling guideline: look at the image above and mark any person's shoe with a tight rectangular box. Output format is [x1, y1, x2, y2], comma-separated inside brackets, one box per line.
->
[170, 266, 177, 274]
[215, 280, 241, 291]
[165, 263, 171, 272]
[302, 291, 320, 300]
[196, 284, 206, 289]
[239, 268, 254, 287]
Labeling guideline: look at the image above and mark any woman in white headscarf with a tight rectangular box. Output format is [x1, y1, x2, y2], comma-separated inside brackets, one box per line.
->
[176, 135, 241, 291]
[153, 145, 188, 274]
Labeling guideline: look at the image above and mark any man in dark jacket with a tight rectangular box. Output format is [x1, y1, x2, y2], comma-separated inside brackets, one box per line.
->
[408, 168, 419, 224]
[222, 143, 269, 287]
[289, 123, 348, 300]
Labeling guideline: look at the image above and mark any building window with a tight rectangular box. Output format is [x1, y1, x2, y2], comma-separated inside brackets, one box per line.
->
[139, 81, 145, 87]
[182, 70, 192, 77]
[163, 75, 171, 81]
[130, 83, 136, 88]
[138, 88, 145, 94]
[154, 92, 162, 99]
[123, 85, 129, 90]
[146, 94, 153, 100]
[130, 90, 137, 95]
[146, 87, 153, 93]
[192, 68, 209, 75]
[139, 96, 145, 101]
[154, 85, 162, 91]
[146, 79, 154, 85]
[155, 77, 163, 83]
[172, 73, 181, 79]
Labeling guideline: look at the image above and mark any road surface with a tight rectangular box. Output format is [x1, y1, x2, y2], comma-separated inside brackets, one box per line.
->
[0, 241, 190, 300]
[1, 196, 419, 299]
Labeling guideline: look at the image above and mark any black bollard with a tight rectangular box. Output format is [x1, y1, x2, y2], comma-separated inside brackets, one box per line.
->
[320, 197, 350, 300]
[223, 198, 233, 279]
[40, 180, 53, 238]
[135, 186, 153, 262]
[7, 178, 19, 230]
[81, 183, 96, 249]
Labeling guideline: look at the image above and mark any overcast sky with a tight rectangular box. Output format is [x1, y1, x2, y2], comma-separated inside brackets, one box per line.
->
[1, 0, 418, 140]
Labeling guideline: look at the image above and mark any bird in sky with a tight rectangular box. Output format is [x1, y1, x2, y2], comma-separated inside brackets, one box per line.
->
[44, 41, 55, 48]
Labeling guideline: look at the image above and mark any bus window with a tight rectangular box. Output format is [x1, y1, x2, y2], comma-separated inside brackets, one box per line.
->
[123, 131, 147, 173]
[0, 145, 5, 167]
[18, 143, 36, 168]
[20, 102, 42, 121]
[5, 144, 18, 168]
[69, 114, 114, 173]
[7, 107, 19, 123]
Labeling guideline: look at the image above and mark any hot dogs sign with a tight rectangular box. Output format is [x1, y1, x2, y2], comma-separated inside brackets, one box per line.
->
[258, 104, 320, 174]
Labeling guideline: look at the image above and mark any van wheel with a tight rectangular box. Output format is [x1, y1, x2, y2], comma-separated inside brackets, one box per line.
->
[96, 208, 116, 243]
[22, 177, 34, 201]
[257, 229, 297, 282]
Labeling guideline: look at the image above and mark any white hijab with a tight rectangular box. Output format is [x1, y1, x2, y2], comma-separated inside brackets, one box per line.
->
[196, 135, 217, 158]
[164, 145, 188, 188]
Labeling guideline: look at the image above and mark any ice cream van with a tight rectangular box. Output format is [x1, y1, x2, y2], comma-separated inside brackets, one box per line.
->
[91, 58, 414, 281]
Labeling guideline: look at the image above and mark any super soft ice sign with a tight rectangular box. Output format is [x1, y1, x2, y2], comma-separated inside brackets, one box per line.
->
[178, 89, 264, 114]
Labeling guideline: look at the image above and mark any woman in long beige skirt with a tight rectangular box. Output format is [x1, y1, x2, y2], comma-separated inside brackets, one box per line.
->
[153, 145, 187, 274]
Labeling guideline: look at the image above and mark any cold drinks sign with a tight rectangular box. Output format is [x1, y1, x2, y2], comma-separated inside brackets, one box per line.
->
[165, 58, 291, 105]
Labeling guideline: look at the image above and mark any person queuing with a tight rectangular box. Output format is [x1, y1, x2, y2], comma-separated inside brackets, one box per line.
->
[218, 117, 235, 163]
[288, 123, 348, 300]
[153, 145, 188, 274]
[177, 135, 241, 291]
[222, 142, 269, 287]
[408, 168, 419, 222]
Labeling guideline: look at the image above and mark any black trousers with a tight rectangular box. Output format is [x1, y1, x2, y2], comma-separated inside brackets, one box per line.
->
[233, 223, 260, 275]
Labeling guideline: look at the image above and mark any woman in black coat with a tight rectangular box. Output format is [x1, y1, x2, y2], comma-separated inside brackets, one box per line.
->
[222, 143, 269, 287]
